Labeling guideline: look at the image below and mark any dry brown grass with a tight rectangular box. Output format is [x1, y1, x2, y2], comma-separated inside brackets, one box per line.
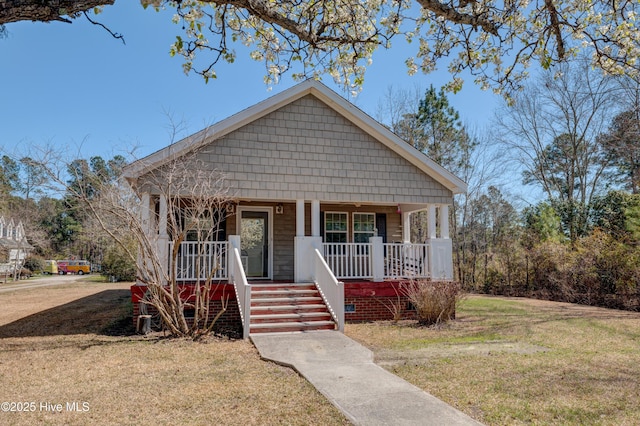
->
[0, 280, 348, 426]
[346, 295, 640, 425]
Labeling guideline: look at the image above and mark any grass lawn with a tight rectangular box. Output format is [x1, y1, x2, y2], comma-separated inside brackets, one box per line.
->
[0, 279, 348, 426]
[346, 295, 640, 425]
[2, 280, 639, 425]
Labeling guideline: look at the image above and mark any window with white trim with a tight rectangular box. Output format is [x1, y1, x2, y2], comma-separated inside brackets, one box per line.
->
[324, 212, 348, 243]
[352, 213, 375, 243]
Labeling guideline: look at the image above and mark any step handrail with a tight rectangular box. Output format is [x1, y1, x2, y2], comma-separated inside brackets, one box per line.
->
[230, 245, 251, 339]
[313, 248, 344, 332]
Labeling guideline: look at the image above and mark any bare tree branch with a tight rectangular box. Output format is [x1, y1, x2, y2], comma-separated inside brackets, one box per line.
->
[0, 0, 114, 24]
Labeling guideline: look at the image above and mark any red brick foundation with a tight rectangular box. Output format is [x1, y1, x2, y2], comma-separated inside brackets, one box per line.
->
[131, 283, 242, 337]
[131, 281, 421, 335]
[344, 281, 416, 322]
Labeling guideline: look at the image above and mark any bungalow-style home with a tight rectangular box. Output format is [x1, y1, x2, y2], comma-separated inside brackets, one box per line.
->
[124, 80, 466, 338]
[0, 216, 33, 279]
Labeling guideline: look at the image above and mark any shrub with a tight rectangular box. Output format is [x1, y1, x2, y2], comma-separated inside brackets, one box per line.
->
[401, 280, 462, 326]
[23, 256, 44, 274]
[101, 245, 136, 282]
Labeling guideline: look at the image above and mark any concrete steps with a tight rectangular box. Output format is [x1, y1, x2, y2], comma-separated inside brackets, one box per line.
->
[249, 283, 336, 334]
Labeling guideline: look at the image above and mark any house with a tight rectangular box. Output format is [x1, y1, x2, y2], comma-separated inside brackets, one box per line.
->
[0, 216, 33, 279]
[124, 80, 466, 337]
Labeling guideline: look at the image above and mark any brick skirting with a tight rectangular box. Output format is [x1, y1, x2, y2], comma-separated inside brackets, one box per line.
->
[344, 281, 416, 322]
[131, 280, 419, 335]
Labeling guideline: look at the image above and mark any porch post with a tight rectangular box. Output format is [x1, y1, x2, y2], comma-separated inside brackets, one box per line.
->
[140, 193, 151, 235]
[311, 200, 320, 237]
[428, 204, 437, 239]
[295, 199, 315, 282]
[296, 199, 305, 237]
[158, 194, 168, 238]
[157, 194, 169, 277]
[370, 236, 384, 282]
[428, 204, 453, 281]
[439, 205, 450, 239]
[137, 193, 152, 286]
[402, 211, 411, 243]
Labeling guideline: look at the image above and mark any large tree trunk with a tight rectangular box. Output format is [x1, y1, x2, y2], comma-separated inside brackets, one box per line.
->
[0, 0, 114, 25]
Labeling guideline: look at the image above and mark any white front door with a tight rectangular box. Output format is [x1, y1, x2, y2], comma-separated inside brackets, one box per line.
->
[237, 207, 273, 279]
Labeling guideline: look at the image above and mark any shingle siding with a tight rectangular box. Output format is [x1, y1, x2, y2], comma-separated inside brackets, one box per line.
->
[189, 95, 452, 205]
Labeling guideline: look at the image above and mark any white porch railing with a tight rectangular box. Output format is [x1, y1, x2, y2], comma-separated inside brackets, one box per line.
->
[313, 248, 344, 332]
[323, 243, 371, 279]
[384, 243, 430, 279]
[322, 241, 431, 280]
[169, 241, 228, 281]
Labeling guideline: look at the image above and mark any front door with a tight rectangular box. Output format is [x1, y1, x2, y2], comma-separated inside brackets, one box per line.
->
[238, 207, 272, 279]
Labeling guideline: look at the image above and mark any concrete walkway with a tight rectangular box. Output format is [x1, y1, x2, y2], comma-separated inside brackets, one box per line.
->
[251, 330, 483, 426]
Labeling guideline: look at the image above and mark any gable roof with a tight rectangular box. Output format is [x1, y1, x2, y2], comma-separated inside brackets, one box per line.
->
[123, 80, 467, 194]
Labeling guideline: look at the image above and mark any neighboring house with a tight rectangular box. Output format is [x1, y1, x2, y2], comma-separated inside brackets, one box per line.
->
[124, 80, 466, 337]
[0, 216, 33, 279]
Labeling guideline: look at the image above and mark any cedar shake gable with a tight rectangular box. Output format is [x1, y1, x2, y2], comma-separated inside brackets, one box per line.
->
[124, 80, 467, 203]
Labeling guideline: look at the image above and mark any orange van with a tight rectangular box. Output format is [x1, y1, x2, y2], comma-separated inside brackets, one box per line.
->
[57, 260, 91, 275]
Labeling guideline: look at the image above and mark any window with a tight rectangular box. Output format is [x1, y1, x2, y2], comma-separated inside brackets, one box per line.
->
[324, 212, 347, 243]
[353, 213, 375, 243]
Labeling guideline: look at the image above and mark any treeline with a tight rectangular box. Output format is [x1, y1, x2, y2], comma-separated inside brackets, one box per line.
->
[383, 59, 640, 312]
[0, 154, 135, 280]
[455, 189, 640, 311]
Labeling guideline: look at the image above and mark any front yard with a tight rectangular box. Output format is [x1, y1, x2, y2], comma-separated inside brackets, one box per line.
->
[1, 280, 639, 425]
[347, 296, 640, 425]
[0, 280, 348, 426]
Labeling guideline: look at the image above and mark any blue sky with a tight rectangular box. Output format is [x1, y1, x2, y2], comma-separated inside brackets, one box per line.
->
[1, 2, 500, 162]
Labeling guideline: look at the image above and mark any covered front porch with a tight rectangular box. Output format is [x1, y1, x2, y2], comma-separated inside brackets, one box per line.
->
[139, 193, 455, 337]
[167, 199, 453, 283]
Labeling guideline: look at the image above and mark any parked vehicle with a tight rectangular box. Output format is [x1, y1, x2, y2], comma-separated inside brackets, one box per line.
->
[57, 260, 90, 275]
[43, 260, 58, 275]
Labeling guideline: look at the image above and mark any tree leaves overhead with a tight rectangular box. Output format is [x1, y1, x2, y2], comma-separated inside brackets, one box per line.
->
[2, 0, 639, 95]
[150, 0, 640, 94]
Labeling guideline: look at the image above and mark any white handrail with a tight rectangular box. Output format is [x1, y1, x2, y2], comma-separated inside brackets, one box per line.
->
[313, 248, 344, 332]
[230, 246, 251, 339]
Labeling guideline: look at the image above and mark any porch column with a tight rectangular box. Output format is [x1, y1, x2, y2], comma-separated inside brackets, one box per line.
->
[158, 194, 168, 238]
[428, 204, 437, 239]
[439, 205, 450, 239]
[140, 193, 151, 235]
[428, 204, 453, 281]
[311, 200, 320, 237]
[157, 194, 169, 276]
[402, 211, 411, 243]
[137, 193, 152, 286]
[296, 199, 305, 237]
[370, 236, 384, 282]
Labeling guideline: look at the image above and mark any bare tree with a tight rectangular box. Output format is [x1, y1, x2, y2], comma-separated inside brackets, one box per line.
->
[30, 143, 235, 339]
[599, 77, 640, 193]
[496, 59, 616, 244]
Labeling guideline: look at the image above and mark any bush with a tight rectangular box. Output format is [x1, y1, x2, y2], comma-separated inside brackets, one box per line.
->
[23, 256, 44, 274]
[401, 280, 462, 326]
[101, 245, 136, 282]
